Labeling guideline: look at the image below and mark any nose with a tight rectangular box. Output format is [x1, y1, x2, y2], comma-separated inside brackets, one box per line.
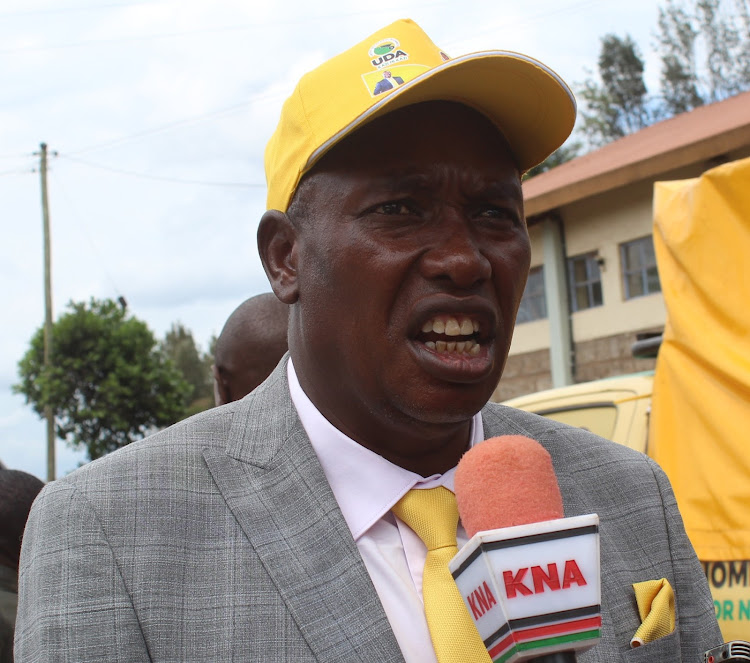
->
[419, 213, 492, 289]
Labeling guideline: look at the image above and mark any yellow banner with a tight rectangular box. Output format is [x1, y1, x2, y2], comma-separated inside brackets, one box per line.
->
[704, 560, 750, 640]
[650, 157, 750, 640]
[650, 156, 750, 562]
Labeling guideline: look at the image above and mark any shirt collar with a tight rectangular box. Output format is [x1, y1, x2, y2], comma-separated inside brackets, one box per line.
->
[287, 359, 485, 541]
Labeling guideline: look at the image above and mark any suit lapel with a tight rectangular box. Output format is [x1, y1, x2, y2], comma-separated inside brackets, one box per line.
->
[204, 360, 404, 663]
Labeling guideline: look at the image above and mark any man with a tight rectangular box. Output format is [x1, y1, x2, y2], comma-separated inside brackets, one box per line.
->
[212, 293, 289, 405]
[0, 469, 43, 663]
[373, 69, 404, 95]
[16, 18, 720, 662]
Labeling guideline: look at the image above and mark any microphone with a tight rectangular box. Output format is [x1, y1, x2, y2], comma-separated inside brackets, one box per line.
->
[455, 434, 564, 537]
[703, 641, 750, 662]
[449, 436, 601, 663]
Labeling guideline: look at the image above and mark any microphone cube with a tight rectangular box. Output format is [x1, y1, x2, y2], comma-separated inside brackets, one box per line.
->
[449, 513, 601, 662]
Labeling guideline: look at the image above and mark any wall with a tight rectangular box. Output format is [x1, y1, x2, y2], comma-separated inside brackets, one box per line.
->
[497, 153, 750, 400]
[495, 329, 659, 401]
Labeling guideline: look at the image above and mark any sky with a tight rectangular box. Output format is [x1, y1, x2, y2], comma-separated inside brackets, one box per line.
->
[0, 0, 664, 481]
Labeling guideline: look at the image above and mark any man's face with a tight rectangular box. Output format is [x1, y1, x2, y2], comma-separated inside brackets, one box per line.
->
[383, 70, 392, 78]
[281, 102, 530, 470]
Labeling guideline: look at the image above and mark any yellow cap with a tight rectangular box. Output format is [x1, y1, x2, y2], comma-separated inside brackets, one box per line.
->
[264, 18, 576, 212]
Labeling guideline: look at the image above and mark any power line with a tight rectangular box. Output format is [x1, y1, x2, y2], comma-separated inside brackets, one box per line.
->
[49, 168, 125, 299]
[0, 154, 36, 176]
[1, 0, 605, 55]
[0, 152, 35, 159]
[53, 1, 597, 159]
[0, 167, 34, 177]
[67, 90, 281, 157]
[59, 154, 265, 188]
[0, 2, 451, 54]
[0, 1, 162, 18]
[6, 0, 612, 172]
[0, 23, 260, 54]
[442, 0, 606, 50]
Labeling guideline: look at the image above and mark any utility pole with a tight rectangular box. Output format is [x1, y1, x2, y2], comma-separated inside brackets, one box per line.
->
[38, 143, 55, 482]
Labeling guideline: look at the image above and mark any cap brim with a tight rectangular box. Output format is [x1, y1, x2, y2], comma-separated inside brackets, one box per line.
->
[307, 51, 576, 176]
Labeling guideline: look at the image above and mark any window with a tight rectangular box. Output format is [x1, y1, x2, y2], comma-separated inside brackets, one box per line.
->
[567, 253, 603, 312]
[620, 236, 661, 299]
[516, 266, 547, 323]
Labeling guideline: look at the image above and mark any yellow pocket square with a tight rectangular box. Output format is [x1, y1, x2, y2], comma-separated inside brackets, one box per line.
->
[630, 578, 676, 647]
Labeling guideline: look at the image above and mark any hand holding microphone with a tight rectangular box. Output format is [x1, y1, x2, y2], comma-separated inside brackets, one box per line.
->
[449, 435, 601, 663]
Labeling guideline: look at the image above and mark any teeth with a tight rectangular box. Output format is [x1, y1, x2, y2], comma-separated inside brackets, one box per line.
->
[445, 318, 461, 336]
[425, 338, 482, 356]
[421, 315, 481, 336]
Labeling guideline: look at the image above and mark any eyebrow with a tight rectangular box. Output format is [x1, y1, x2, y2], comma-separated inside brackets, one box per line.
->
[373, 169, 523, 202]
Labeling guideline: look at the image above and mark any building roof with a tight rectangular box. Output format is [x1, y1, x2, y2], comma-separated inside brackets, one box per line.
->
[523, 90, 750, 217]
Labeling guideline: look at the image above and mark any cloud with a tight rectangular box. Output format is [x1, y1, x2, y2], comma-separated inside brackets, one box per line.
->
[0, 0, 665, 476]
[0, 399, 88, 481]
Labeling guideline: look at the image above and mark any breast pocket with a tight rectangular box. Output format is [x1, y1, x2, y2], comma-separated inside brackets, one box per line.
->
[621, 630, 679, 662]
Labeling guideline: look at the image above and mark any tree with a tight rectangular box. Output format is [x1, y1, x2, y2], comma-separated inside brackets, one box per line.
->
[657, 0, 704, 114]
[14, 298, 191, 461]
[737, 0, 750, 84]
[656, 0, 750, 114]
[697, 0, 744, 99]
[524, 140, 582, 179]
[578, 34, 653, 148]
[160, 323, 214, 417]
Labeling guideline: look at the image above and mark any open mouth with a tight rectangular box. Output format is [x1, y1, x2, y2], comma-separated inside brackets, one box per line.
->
[416, 314, 483, 356]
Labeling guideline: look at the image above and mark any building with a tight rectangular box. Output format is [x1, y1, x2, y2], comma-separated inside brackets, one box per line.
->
[494, 90, 750, 401]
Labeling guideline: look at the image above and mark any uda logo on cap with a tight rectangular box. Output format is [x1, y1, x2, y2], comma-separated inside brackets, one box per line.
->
[368, 38, 408, 69]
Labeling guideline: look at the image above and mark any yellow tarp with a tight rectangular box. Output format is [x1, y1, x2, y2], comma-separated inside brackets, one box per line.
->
[650, 157, 750, 639]
[651, 156, 750, 560]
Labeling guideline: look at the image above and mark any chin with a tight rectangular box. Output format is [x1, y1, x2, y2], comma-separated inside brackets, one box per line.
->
[396, 387, 493, 426]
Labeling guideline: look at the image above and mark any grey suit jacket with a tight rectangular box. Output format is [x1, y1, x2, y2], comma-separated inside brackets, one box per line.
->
[16, 359, 721, 661]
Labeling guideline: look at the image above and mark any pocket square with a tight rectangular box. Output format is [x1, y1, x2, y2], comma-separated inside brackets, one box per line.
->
[630, 578, 676, 647]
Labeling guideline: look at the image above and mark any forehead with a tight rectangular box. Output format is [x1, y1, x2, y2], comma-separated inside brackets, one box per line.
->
[294, 101, 521, 204]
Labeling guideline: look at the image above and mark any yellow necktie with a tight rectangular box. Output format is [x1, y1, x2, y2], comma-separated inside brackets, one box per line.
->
[392, 486, 491, 663]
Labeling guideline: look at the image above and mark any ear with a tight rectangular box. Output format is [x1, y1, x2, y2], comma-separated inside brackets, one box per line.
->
[212, 365, 229, 406]
[257, 210, 299, 305]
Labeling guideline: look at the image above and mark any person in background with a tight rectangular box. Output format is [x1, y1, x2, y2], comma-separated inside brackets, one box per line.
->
[0, 469, 43, 662]
[212, 293, 289, 405]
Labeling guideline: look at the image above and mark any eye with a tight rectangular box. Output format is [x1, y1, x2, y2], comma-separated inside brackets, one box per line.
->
[371, 200, 417, 216]
[357, 198, 425, 234]
[474, 204, 520, 226]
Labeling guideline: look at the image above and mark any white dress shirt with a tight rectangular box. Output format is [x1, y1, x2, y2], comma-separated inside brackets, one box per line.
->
[287, 360, 484, 663]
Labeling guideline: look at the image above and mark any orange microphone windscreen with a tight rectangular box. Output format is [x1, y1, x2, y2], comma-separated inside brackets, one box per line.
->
[454, 435, 564, 538]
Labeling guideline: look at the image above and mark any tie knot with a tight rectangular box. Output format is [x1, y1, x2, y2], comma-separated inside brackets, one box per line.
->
[392, 486, 459, 551]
